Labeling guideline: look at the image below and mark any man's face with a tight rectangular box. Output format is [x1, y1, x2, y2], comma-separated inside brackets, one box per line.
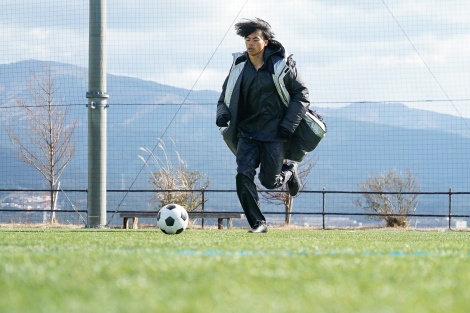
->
[245, 30, 268, 58]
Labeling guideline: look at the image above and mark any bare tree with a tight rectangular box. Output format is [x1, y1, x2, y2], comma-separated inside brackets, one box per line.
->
[257, 155, 315, 224]
[5, 67, 78, 223]
[353, 169, 420, 227]
[138, 140, 211, 212]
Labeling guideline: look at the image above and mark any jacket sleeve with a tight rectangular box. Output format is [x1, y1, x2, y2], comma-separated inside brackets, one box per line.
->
[216, 75, 231, 124]
[279, 63, 309, 134]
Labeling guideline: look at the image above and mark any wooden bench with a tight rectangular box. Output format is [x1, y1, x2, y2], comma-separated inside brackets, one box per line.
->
[119, 211, 244, 230]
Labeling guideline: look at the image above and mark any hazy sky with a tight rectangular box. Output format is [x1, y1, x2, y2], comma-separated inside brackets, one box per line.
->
[1, 0, 469, 117]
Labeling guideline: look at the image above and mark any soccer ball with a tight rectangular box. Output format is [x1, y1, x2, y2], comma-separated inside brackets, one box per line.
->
[156, 204, 189, 234]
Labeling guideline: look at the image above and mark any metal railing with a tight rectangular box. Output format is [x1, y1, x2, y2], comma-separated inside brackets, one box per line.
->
[0, 188, 469, 230]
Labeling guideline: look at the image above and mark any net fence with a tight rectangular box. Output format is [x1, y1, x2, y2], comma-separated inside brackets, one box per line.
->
[1, 0, 469, 227]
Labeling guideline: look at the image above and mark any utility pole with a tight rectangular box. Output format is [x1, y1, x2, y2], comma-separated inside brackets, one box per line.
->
[87, 0, 108, 227]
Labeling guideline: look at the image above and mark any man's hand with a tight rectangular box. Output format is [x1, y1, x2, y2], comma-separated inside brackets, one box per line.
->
[216, 112, 231, 127]
[277, 126, 293, 139]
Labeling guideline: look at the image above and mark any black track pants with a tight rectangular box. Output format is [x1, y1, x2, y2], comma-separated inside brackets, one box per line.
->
[236, 138, 287, 228]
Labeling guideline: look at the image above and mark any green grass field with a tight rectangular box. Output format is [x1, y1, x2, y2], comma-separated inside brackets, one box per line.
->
[0, 228, 469, 313]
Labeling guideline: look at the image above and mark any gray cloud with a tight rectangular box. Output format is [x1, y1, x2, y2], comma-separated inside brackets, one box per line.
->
[1, 0, 469, 116]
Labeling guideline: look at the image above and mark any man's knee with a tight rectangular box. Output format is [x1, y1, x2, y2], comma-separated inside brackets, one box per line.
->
[258, 173, 277, 189]
[236, 172, 253, 188]
[236, 173, 258, 198]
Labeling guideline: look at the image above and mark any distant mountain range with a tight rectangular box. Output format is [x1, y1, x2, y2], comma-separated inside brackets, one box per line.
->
[1, 60, 469, 216]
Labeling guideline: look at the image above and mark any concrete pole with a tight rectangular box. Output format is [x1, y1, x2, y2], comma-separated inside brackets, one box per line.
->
[87, 0, 108, 227]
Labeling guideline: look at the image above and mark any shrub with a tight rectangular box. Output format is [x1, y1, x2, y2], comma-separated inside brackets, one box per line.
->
[354, 169, 420, 227]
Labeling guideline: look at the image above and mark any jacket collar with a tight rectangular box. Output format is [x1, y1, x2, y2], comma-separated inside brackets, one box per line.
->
[265, 40, 285, 60]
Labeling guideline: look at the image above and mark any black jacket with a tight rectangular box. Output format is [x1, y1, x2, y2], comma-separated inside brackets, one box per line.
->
[217, 40, 310, 161]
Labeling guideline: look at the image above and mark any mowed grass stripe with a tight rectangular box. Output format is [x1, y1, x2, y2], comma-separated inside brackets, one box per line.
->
[0, 229, 469, 313]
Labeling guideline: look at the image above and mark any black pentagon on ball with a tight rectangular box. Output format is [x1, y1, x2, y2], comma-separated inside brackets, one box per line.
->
[160, 229, 169, 234]
[181, 211, 188, 221]
[166, 204, 177, 210]
[175, 228, 184, 234]
[156, 211, 161, 221]
[165, 216, 175, 226]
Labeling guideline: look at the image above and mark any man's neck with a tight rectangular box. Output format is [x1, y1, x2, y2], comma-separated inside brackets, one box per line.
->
[249, 54, 264, 70]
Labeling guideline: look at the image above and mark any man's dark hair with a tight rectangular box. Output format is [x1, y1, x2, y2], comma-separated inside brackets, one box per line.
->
[234, 18, 275, 40]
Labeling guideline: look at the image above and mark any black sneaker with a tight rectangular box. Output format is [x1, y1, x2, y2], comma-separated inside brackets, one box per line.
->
[286, 163, 300, 197]
[248, 221, 268, 233]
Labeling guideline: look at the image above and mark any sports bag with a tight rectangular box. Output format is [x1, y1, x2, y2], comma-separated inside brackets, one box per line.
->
[284, 109, 326, 162]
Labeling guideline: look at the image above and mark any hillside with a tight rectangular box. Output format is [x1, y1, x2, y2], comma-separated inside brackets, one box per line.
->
[1, 60, 469, 202]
